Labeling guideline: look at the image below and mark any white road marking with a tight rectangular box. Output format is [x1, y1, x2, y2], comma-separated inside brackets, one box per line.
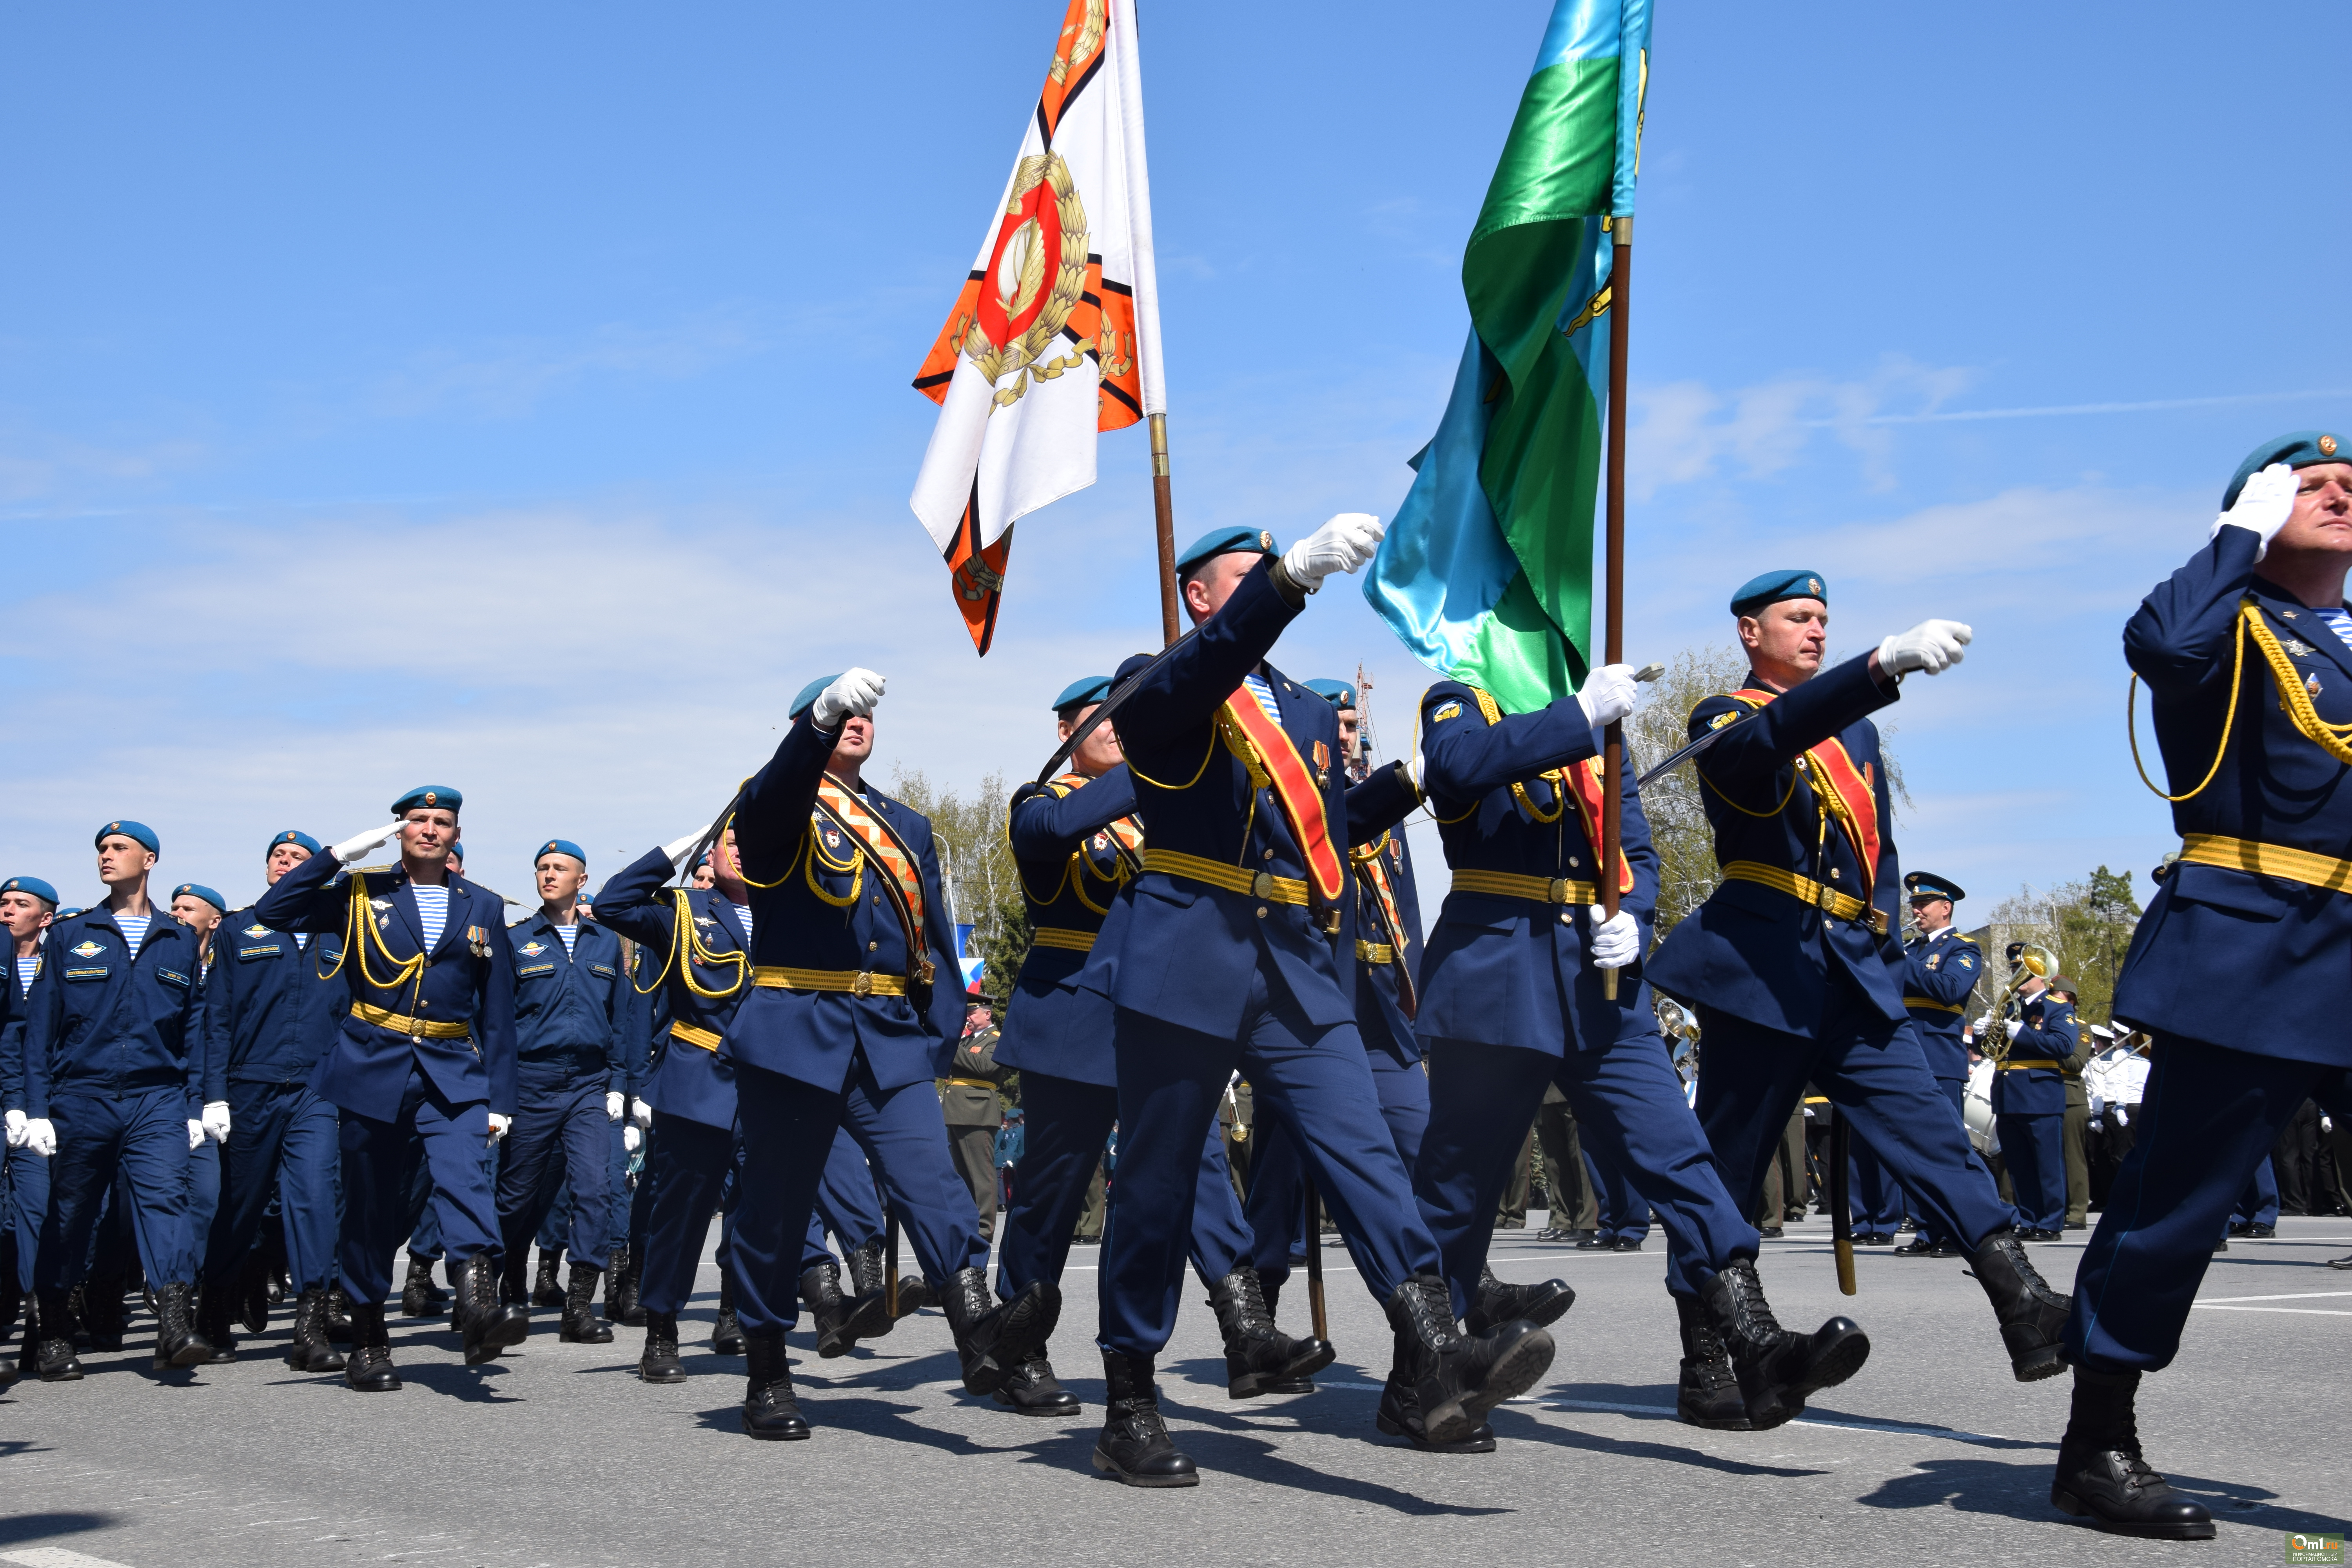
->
[2191, 1305, 2352, 1316]
[2195, 1290, 2352, 1303]
[3, 1548, 146, 1568]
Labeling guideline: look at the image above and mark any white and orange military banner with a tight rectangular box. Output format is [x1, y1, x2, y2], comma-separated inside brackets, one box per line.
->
[908, 0, 1165, 654]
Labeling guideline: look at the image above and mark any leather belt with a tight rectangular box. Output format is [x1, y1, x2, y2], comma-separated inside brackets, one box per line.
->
[942, 1077, 997, 1091]
[1145, 848, 1309, 906]
[2000, 1058, 2061, 1071]
[752, 967, 908, 998]
[1356, 940, 1395, 964]
[1028, 927, 1096, 953]
[1449, 869, 1599, 906]
[669, 1020, 721, 1053]
[2178, 833, 2352, 893]
[1903, 996, 1965, 1014]
[351, 1000, 472, 1040]
[1720, 862, 1889, 936]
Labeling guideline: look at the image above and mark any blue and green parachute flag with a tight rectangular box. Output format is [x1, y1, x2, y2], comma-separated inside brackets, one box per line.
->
[1365, 0, 1651, 713]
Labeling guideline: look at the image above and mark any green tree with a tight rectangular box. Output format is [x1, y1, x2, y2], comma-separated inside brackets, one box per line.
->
[1976, 867, 2142, 1026]
[885, 765, 1031, 1006]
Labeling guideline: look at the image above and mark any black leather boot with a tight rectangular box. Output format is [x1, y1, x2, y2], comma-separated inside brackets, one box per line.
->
[531, 1247, 566, 1308]
[639, 1310, 685, 1383]
[152, 1281, 216, 1370]
[800, 1257, 860, 1359]
[2050, 1367, 2214, 1538]
[1466, 1264, 1576, 1336]
[1968, 1228, 2071, 1382]
[608, 1242, 646, 1325]
[343, 1300, 400, 1392]
[712, 1264, 746, 1355]
[286, 1288, 346, 1372]
[82, 1275, 127, 1351]
[561, 1263, 613, 1344]
[1384, 1273, 1555, 1448]
[32, 1292, 81, 1381]
[238, 1254, 271, 1335]
[893, 1272, 935, 1318]
[1207, 1266, 1334, 1399]
[941, 1266, 1059, 1397]
[455, 1255, 530, 1364]
[401, 1252, 445, 1317]
[192, 1283, 240, 1363]
[837, 1238, 897, 1343]
[1091, 1350, 1197, 1486]
[325, 1286, 355, 1344]
[1699, 1260, 1869, 1430]
[1673, 1292, 1750, 1430]
[742, 1328, 811, 1440]
[1375, 1368, 1496, 1453]
[994, 1350, 1082, 1416]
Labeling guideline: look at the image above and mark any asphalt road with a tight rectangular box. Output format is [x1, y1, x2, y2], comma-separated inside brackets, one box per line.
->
[4, 1212, 2346, 1568]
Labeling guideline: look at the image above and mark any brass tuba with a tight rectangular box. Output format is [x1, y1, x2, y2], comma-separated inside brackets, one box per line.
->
[1986, 943, 2060, 1062]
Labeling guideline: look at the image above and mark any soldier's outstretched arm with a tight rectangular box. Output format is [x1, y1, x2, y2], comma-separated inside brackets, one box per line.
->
[252, 845, 348, 935]
[1343, 760, 1419, 845]
[1419, 686, 1600, 801]
[1114, 559, 1306, 747]
[2126, 522, 2270, 693]
[590, 846, 684, 949]
[1009, 765, 1138, 859]
[1691, 655, 1899, 793]
[734, 713, 841, 880]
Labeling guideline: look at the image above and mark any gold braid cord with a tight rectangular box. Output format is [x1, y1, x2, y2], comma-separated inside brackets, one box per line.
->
[2124, 597, 2352, 802]
[319, 873, 427, 1013]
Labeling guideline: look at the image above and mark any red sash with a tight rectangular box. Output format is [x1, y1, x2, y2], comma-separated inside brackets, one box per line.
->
[1729, 688, 1882, 905]
[1220, 688, 1346, 903]
[1350, 831, 1418, 1019]
[1561, 757, 1636, 895]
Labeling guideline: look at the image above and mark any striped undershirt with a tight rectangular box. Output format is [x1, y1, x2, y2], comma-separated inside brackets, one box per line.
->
[412, 885, 450, 951]
[1241, 673, 1282, 724]
[2314, 606, 2352, 655]
[15, 955, 35, 997]
[555, 922, 581, 956]
[116, 912, 152, 957]
[728, 900, 753, 944]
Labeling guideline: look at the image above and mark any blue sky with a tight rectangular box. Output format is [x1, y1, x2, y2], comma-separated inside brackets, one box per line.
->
[4, 2, 2346, 922]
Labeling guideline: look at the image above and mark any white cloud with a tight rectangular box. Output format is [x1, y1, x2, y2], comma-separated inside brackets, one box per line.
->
[368, 309, 772, 421]
[1629, 357, 1976, 498]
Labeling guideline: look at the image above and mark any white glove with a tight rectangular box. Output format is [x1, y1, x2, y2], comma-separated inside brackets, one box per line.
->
[1974, 1010, 1997, 1034]
[622, 1124, 642, 1154]
[2004, 1019, 2025, 1042]
[3, 1109, 23, 1148]
[810, 667, 886, 728]
[486, 1112, 512, 1146]
[1586, 904, 1641, 969]
[2115, 1104, 2130, 1127]
[2213, 461, 2298, 560]
[187, 1119, 206, 1151]
[2319, 1114, 2330, 1134]
[1576, 664, 1640, 730]
[22, 1118, 55, 1158]
[2088, 1119, 2103, 1132]
[662, 827, 713, 865]
[630, 1096, 653, 1129]
[1279, 512, 1385, 592]
[201, 1101, 232, 1144]
[331, 821, 405, 865]
[606, 1091, 624, 1123]
[1876, 619, 1973, 677]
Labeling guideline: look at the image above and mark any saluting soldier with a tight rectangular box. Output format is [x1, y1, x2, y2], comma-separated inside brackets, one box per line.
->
[1891, 872, 1980, 1259]
[2, 875, 59, 1367]
[191, 831, 348, 1372]
[2053, 435, 2352, 1537]
[1075, 518, 1556, 1486]
[1987, 965, 2078, 1241]
[255, 786, 530, 1389]
[1644, 572, 2073, 1398]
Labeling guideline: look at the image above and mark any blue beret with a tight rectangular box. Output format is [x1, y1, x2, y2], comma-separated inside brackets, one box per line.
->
[1304, 678, 1358, 709]
[1903, 871, 1965, 902]
[449, 842, 465, 863]
[1, 876, 60, 906]
[1174, 526, 1278, 577]
[171, 882, 227, 913]
[535, 838, 588, 868]
[268, 830, 322, 857]
[1052, 675, 1115, 713]
[1729, 569, 1828, 617]
[2221, 429, 2346, 509]
[791, 673, 844, 721]
[391, 785, 461, 815]
[95, 820, 159, 855]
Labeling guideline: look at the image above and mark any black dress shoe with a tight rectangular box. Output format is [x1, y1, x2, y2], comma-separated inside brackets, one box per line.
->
[742, 1329, 811, 1440]
[1092, 1351, 1198, 1485]
[1574, 1231, 1612, 1249]
[1859, 1234, 1893, 1247]
[2064, 1221, 2089, 1232]
[2327, 1253, 2352, 1270]
[2212, 1237, 2229, 1252]
[639, 1311, 686, 1383]
[1757, 1226, 1784, 1240]
[993, 1352, 1083, 1416]
[1612, 1236, 1645, 1252]
[2050, 1368, 2214, 1539]
[2243, 1223, 2275, 1239]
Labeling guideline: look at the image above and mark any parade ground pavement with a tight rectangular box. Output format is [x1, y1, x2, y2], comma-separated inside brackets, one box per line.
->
[4, 1211, 2346, 1567]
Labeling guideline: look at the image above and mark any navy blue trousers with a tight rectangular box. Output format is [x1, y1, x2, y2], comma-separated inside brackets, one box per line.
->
[498, 1080, 615, 1270]
[36, 1087, 196, 1290]
[1418, 1036, 1755, 1314]
[187, 1141, 221, 1266]
[2230, 1155, 2279, 1229]
[203, 1082, 341, 1294]
[1101, 974, 1440, 1358]
[533, 1112, 637, 1260]
[1586, 1136, 1652, 1243]
[733, 1057, 984, 1335]
[1691, 994, 2013, 1289]
[1248, 1045, 1427, 1293]
[997, 1069, 1250, 1306]
[3, 1143, 45, 1292]
[1849, 1134, 1906, 1238]
[1911, 1077, 1968, 1244]
[813, 1125, 884, 1258]
[638, 1113, 738, 1318]
[1998, 1111, 2066, 1231]
[342, 1065, 498, 1305]
[2069, 1036, 2352, 1372]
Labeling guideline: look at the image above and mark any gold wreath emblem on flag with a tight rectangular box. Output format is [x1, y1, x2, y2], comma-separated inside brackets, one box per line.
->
[950, 152, 1092, 412]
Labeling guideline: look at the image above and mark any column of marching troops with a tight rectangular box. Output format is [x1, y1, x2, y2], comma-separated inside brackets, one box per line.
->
[4, 430, 2351, 1541]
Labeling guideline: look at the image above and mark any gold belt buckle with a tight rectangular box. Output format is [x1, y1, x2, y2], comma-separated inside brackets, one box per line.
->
[1817, 883, 1840, 915]
[1252, 871, 1275, 900]
[1548, 877, 1570, 904]
[851, 971, 874, 998]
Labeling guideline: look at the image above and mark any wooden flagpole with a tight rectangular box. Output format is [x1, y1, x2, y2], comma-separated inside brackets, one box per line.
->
[1599, 217, 1631, 1002]
[1151, 413, 1180, 646]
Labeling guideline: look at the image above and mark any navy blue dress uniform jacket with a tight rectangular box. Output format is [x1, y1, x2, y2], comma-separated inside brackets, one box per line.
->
[1412, 683, 1660, 1054]
[254, 853, 519, 1120]
[1990, 992, 2078, 1117]
[1001, 764, 1140, 1088]
[1646, 653, 1910, 1033]
[7, 908, 205, 1119]
[507, 914, 629, 1093]
[1076, 560, 1387, 1036]
[730, 719, 964, 1092]
[1343, 762, 1427, 1065]
[199, 907, 347, 1101]
[592, 845, 750, 1132]
[1900, 928, 1980, 1081]
[2114, 527, 2352, 1068]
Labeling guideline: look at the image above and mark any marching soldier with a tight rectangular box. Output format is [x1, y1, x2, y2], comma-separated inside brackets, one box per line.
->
[941, 984, 1008, 1244]
[1988, 966, 2078, 1240]
[1644, 572, 2072, 1404]
[2054, 436, 2352, 1536]
[191, 831, 348, 1372]
[1892, 872, 1980, 1258]
[1075, 518, 1556, 1486]
[255, 787, 529, 1389]
[2, 875, 59, 1368]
